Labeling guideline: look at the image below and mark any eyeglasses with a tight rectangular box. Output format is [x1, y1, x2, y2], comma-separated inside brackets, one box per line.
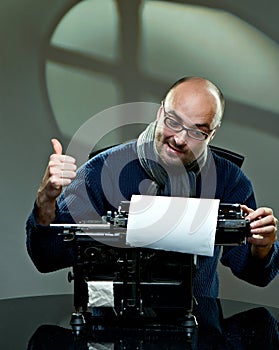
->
[162, 103, 212, 141]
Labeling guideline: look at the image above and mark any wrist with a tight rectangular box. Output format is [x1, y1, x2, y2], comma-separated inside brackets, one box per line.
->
[35, 192, 57, 225]
[251, 243, 274, 260]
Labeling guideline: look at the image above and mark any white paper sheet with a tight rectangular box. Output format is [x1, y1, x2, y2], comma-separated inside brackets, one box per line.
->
[87, 281, 114, 307]
[126, 195, 220, 257]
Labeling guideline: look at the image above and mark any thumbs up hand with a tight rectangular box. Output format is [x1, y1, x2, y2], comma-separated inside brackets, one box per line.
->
[48, 138, 77, 191]
[35, 139, 77, 225]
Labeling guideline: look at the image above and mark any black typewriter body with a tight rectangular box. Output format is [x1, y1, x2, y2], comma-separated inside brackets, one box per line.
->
[53, 201, 250, 336]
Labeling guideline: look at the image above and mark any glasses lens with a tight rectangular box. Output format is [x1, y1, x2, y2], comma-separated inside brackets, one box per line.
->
[165, 117, 207, 141]
[165, 117, 182, 131]
[187, 130, 207, 141]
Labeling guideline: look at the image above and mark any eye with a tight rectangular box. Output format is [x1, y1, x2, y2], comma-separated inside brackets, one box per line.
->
[167, 117, 182, 130]
[188, 129, 207, 140]
[190, 130, 203, 137]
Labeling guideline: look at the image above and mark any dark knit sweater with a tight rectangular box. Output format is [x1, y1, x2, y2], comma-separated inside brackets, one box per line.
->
[26, 141, 279, 297]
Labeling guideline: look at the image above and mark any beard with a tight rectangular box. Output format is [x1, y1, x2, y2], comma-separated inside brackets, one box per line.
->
[154, 130, 200, 167]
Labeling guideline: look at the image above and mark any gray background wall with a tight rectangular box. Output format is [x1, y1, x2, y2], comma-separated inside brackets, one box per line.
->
[1, 0, 278, 307]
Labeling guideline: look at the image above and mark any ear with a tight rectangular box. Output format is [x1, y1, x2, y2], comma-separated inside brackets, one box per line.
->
[209, 126, 220, 142]
[156, 105, 163, 121]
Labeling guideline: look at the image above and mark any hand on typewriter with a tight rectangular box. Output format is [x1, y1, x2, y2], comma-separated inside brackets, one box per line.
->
[35, 139, 77, 226]
[241, 205, 278, 259]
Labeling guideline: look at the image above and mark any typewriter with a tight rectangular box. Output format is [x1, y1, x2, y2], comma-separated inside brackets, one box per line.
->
[52, 201, 250, 337]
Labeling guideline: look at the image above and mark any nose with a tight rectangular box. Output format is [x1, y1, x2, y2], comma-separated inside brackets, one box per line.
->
[173, 130, 188, 146]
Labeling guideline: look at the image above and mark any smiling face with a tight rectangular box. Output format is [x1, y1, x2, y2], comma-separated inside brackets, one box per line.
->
[154, 78, 222, 166]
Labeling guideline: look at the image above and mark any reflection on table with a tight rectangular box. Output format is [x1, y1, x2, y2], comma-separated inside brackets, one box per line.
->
[23, 295, 279, 350]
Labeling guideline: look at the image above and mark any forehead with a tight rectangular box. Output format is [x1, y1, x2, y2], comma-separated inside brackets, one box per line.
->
[165, 81, 219, 127]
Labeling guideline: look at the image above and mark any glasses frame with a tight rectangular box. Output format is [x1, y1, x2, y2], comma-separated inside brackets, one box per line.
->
[161, 101, 215, 141]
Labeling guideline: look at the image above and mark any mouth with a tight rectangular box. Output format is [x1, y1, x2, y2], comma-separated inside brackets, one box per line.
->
[166, 142, 185, 155]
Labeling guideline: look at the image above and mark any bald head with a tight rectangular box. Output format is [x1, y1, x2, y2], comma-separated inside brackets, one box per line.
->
[164, 76, 225, 127]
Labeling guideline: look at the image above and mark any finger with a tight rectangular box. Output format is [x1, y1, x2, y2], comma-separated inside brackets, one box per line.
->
[240, 205, 254, 217]
[49, 175, 74, 188]
[250, 225, 275, 236]
[245, 207, 273, 222]
[51, 138, 63, 155]
[49, 155, 77, 167]
[249, 222, 277, 242]
[250, 214, 275, 229]
[58, 162, 77, 171]
[248, 231, 277, 246]
[49, 167, 77, 178]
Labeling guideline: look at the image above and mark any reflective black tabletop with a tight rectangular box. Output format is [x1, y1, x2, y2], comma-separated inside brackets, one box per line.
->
[1, 294, 278, 349]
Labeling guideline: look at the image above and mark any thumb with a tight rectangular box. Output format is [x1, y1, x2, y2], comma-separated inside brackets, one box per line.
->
[51, 138, 63, 155]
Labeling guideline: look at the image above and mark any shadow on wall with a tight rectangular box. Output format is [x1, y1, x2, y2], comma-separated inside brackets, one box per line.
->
[0, 0, 278, 305]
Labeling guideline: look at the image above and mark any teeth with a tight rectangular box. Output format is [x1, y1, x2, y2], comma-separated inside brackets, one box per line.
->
[252, 234, 264, 239]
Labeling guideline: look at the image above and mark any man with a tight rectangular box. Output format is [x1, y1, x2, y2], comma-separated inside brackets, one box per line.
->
[26, 76, 278, 297]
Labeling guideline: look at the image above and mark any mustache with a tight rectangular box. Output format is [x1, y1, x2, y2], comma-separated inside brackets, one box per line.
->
[170, 139, 187, 151]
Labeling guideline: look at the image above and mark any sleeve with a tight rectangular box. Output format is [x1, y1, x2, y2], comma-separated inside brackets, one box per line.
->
[216, 159, 279, 286]
[221, 241, 279, 286]
[25, 202, 75, 273]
